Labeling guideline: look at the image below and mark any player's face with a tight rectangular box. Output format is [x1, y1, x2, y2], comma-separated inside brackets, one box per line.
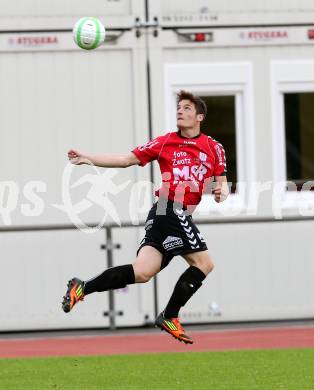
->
[176, 99, 203, 129]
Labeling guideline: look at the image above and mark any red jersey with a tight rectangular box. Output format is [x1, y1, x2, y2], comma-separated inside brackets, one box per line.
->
[132, 131, 227, 208]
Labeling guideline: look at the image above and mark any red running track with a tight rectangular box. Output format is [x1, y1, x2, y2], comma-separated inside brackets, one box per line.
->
[1, 326, 314, 359]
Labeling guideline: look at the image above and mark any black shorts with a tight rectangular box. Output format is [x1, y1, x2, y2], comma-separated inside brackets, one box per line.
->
[137, 200, 208, 270]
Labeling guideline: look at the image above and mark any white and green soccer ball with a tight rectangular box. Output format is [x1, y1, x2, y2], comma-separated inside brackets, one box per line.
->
[73, 17, 106, 50]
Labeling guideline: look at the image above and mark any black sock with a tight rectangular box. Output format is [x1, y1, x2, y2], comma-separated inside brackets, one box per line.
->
[84, 264, 135, 295]
[164, 266, 206, 318]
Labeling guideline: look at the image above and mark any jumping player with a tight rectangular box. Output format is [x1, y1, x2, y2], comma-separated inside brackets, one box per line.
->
[62, 90, 229, 344]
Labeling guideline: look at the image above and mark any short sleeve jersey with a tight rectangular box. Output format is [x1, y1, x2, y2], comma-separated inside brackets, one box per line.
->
[132, 131, 227, 208]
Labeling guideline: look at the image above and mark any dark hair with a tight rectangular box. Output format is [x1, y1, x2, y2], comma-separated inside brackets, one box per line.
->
[177, 90, 207, 122]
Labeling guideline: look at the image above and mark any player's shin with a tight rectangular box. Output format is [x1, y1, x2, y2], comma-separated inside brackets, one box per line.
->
[164, 265, 206, 318]
[84, 264, 135, 295]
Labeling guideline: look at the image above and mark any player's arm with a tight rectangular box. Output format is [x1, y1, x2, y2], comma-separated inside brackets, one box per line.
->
[212, 175, 229, 203]
[67, 149, 140, 168]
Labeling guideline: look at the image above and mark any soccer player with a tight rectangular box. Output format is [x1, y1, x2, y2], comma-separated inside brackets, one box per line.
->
[62, 90, 229, 344]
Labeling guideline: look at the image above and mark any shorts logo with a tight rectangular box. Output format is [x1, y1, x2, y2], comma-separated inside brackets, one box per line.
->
[145, 219, 154, 231]
[162, 236, 184, 251]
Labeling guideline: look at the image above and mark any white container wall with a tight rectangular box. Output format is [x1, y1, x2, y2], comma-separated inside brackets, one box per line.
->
[151, 0, 314, 26]
[0, 0, 144, 29]
[112, 227, 155, 327]
[148, 27, 314, 219]
[0, 30, 150, 226]
[147, 7, 314, 323]
[0, 229, 110, 331]
[158, 220, 314, 323]
[0, 28, 154, 330]
[1, 0, 314, 330]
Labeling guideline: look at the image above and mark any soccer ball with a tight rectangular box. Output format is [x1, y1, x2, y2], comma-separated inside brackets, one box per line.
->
[73, 17, 106, 50]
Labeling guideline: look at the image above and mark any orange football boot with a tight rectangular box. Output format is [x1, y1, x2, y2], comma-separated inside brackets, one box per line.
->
[155, 312, 193, 344]
[62, 278, 85, 313]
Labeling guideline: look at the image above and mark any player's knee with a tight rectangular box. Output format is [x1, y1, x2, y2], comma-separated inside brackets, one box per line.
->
[134, 270, 152, 283]
[205, 257, 214, 274]
[194, 257, 214, 275]
[207, 259, 214, 273]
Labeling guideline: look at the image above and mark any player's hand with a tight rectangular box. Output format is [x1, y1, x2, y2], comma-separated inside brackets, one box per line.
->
[212, 185, 228, 203]
[67, 149, 88, 165]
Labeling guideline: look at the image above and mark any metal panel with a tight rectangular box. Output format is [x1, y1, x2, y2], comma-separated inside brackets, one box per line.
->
[0, 229, 109, 331]
[112, 227, 155, 327]
[148, 27, 314, 323]
[151, 0, 314, 27]
[157, 220, 314, 323]
[0, 30, 149, 227]
[148, 29, 314, 218]
[2, 0, 314, 30]
[0, 27, 153, 331]
[0, 0, 144, 30]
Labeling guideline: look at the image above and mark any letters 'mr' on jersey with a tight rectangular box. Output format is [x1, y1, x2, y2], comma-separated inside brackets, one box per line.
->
[132, 131, 227, 208]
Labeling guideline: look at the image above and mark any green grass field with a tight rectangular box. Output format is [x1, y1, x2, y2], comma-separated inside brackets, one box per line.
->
[1, 349, 314, 390]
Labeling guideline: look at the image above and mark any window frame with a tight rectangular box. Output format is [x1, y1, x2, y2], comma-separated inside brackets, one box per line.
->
[271, 60, 314, 211]
[164, 62, 256, 216]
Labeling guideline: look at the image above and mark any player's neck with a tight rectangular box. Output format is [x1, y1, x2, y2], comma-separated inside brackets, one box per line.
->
[178, 127, 201, 139]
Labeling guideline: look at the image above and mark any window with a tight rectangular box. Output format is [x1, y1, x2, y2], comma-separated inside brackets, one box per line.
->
[164, 62, 255, 213]
[284, 92, 314, 190]
[201, 95, 237, 192]
[271, 60, 314, 211]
